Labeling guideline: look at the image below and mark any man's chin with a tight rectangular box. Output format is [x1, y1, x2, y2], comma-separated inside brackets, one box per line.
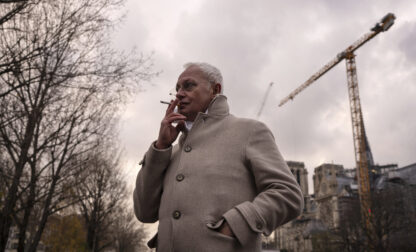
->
[176, 111, 188, 121]
[182, 112, 198, 122]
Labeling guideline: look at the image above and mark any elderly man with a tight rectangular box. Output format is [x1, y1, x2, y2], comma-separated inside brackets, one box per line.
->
[133, 62, 303, 252]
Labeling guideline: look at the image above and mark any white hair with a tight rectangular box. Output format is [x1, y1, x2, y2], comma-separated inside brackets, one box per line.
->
[183, 62, 223, 93]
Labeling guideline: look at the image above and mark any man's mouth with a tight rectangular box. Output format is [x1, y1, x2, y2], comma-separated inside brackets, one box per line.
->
[179, 102, 190, 108]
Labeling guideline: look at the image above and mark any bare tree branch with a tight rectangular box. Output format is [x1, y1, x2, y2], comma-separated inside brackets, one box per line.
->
[0, 1, 28, 25]
[0, 0, 156, 250]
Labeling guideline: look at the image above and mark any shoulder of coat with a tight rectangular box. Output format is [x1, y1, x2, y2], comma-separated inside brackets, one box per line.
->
[227, 115, 269, 131]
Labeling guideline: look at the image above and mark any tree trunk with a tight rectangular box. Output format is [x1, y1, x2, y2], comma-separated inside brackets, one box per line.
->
[0, 109, 38, 252]
[16, 160, 37, 252]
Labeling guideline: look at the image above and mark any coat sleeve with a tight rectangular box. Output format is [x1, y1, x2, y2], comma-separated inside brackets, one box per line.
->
[223, 122, 304, 246]
[133, 142, 172, 223]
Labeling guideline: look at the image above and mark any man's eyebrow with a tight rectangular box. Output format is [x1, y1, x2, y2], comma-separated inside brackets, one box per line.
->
[177, 78, 195, 86]
[180, 77, 192, 82]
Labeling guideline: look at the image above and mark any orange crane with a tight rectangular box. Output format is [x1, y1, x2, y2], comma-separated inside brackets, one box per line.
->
[279, 13, 396, 239]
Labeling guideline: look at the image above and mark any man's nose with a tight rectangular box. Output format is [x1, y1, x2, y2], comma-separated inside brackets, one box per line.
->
[176, 89, 186, 99]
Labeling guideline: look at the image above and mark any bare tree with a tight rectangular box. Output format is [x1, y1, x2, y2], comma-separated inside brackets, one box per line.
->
[74, 142, 127, 252]
[111, 207, 147, 252]
[370, 182, 416, 251]
[0, 0, 155, 250]
[333, 197, 365, 252]
[333, 183, 416, 251]
[0, 1, 29, 26]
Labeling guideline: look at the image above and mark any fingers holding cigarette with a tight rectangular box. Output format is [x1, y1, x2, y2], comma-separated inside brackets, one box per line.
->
[162, 99, 181, 117]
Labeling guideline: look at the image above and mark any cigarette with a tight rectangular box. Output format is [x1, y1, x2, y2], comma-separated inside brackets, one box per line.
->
[160, 100, 171, 105]
[161, 101, 180, 114]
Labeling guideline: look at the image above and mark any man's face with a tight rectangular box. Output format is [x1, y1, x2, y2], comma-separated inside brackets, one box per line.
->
[175, 66, 216, 122]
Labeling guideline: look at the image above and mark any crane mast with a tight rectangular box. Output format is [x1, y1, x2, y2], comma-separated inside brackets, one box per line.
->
[279, 13, 396, 244]
[345, 51, 373, 229]
[257, 82, 274, 119]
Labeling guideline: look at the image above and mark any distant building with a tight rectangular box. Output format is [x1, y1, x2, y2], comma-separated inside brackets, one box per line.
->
[375, 163, 416, 188]
[5, 226, 45, 252]
[274, 161, 416, 252]
[274, 161, 317, 251]
[287, 161, 310, 213]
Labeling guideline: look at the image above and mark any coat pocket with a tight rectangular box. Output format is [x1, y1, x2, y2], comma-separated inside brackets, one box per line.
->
[206, 218, 225, 230]
[206, 218, 237, 242]
[147, 233, 157, 248]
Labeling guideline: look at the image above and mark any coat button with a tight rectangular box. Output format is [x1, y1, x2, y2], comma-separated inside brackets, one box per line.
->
[256, 223, 263, 230]
[176, 174, 185, 181]
[173, 210, 181, 219]
[184, 145, 192, 152]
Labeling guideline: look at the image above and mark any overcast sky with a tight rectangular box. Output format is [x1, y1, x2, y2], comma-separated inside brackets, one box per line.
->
[113, 0, 416, 204]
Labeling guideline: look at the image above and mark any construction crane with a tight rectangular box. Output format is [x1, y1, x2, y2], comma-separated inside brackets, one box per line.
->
[279, 13, 396, 241]
[257, 82, 274, 119]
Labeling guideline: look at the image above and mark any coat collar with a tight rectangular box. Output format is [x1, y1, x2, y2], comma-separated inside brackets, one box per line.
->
[204, 94, 229, 118]
[178, 94, 229, 146]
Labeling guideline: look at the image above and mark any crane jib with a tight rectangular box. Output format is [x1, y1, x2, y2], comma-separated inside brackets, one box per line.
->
[279, 13, 395, 107]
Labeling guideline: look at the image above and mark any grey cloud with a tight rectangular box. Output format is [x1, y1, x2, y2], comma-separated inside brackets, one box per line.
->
[399, 22, 416, 63]
[117, 0, 416, 197]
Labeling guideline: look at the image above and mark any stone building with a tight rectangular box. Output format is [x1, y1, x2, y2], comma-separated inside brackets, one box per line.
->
[287, 161, 310, 212]
[313, 163, 357, 229]
[5, 226, 46, 252]
[274, 161, 416, 252]
[274, 161, 317, 252]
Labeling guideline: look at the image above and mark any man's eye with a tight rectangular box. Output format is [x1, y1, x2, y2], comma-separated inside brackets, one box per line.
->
[183, 81, 195, 91]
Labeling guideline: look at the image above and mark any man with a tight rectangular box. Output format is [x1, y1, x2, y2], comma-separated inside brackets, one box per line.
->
[133, 62, 303, 252]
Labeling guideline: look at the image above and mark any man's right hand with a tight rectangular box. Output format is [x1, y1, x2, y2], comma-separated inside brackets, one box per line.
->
[155, 99, 187, 149]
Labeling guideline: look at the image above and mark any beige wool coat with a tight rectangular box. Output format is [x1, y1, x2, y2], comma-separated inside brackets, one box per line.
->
[134, 95, 303, 252]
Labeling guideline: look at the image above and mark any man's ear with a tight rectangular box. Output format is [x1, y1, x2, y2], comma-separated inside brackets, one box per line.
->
[213, 83, 222, 95]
